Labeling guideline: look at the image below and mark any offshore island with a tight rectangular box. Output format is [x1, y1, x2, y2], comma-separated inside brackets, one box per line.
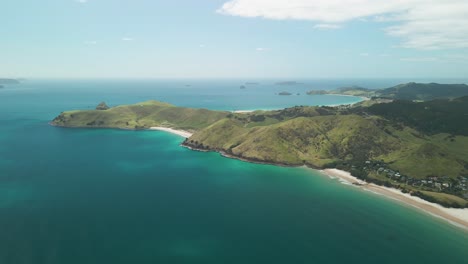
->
[51, 82, 468, 229]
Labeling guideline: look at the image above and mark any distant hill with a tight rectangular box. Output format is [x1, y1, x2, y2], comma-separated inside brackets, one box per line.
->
[0, 78, 20, 84]
[366, 96, 468, 135]
[51, 100, 228, 131]
[378, 82, 468, 101]
[307, 82, 468, 101]
[276, 81, 302, 85]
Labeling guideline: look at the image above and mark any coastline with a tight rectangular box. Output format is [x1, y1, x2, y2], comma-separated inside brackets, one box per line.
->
[181, 143, 468, 231]
[149, 127, 193, 138]
[320, 168, 468, 230]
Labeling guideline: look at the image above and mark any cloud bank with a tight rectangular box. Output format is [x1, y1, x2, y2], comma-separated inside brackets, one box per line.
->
[217, 0, 468, 50]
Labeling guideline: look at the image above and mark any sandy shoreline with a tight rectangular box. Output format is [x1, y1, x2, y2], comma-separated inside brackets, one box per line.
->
[149, 127, 193, 138]
[321, 168, 468, 230]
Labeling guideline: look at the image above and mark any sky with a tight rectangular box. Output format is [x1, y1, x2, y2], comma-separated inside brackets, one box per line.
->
[1, 0, 468, 79]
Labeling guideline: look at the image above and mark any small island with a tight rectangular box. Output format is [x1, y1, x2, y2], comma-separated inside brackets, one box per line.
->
[96, 102, 110, 110]
[276, 81, 302, 86]
[278, 91, 292, 96]
[0, 78, 20, 85]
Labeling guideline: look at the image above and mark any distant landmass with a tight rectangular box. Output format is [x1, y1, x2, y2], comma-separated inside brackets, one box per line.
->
[240, 85, 246, 89]
[0, 78, 20, 84]
[278, 91, 292, 95]
[276, 81, 302, 86]
[52, 91, 468, 208]
[307, 82, 468, 101]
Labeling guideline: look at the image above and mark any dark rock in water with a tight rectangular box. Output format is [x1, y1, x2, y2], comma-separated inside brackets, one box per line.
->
[96, 102, 110, 110]
[240, 85, 246, 89]
[278, 91, 292, 96]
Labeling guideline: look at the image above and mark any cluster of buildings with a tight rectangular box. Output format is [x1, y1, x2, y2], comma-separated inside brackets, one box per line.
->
[362, 160, 467, 195]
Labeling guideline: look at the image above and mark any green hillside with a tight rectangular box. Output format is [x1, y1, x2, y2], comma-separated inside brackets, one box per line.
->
[51, 99, 468, 207]
[52, 100, 229, 131]
[307, 82, 468, 101]
[379, 82, 468, 100]
[366, 96, 468, 135]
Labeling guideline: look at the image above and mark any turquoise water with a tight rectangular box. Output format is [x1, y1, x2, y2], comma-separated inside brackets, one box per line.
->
[0, 80, 467, 263]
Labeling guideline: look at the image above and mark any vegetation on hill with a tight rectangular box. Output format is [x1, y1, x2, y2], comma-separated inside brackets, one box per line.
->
[51, 97, 468, 207]
[379, 82, 468, 101]
[365, 96, 468, 135]
[307, 82, 468, 101]
[52, 100, 228, 131]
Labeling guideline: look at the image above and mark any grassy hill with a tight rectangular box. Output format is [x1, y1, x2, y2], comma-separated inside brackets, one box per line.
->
[307, 82, 468, 101]
[51, 100, 229, 131]
[365, 96, 468, 135]
[379, 82, 468, 100]
[52, 99, 468, 207]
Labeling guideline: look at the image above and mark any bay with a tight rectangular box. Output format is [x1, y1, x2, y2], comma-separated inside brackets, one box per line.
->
[0, 79, 466, 263]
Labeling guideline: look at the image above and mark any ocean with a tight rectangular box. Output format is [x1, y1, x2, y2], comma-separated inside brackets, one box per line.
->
[0, 79, 467, 263]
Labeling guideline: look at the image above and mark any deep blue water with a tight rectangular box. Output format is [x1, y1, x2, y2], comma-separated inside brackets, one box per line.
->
[0, 79, 467, 263]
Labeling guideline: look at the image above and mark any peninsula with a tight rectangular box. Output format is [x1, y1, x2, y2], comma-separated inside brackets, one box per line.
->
[307, 82, 468, 101]
[52, 92, 468, 211]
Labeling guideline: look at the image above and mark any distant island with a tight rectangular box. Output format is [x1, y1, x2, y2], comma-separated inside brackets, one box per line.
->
[307, 82, 468, 101]
[278, 91, 292, 96]
[0, 78, 20, 84]
[52, 85, 468, 211]
[276, 81, 302, 86]
[240, 85, 246, 89]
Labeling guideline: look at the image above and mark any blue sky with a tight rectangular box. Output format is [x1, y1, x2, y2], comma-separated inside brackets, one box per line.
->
[1, 0, 467, 79]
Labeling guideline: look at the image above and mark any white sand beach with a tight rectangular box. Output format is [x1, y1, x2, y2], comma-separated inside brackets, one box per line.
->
[149, 127, 193, 138]
[321, 168, 468, 230]
[232, 110, 254, 113]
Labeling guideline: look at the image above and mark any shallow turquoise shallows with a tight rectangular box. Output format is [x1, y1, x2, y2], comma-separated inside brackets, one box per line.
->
[0, 80, 467, 263]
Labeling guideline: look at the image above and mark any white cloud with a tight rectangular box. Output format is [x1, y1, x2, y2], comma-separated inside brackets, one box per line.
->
[313, 24, 342, 30]
[122, 37, 134, 41]
[218, 0, 468, 50]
